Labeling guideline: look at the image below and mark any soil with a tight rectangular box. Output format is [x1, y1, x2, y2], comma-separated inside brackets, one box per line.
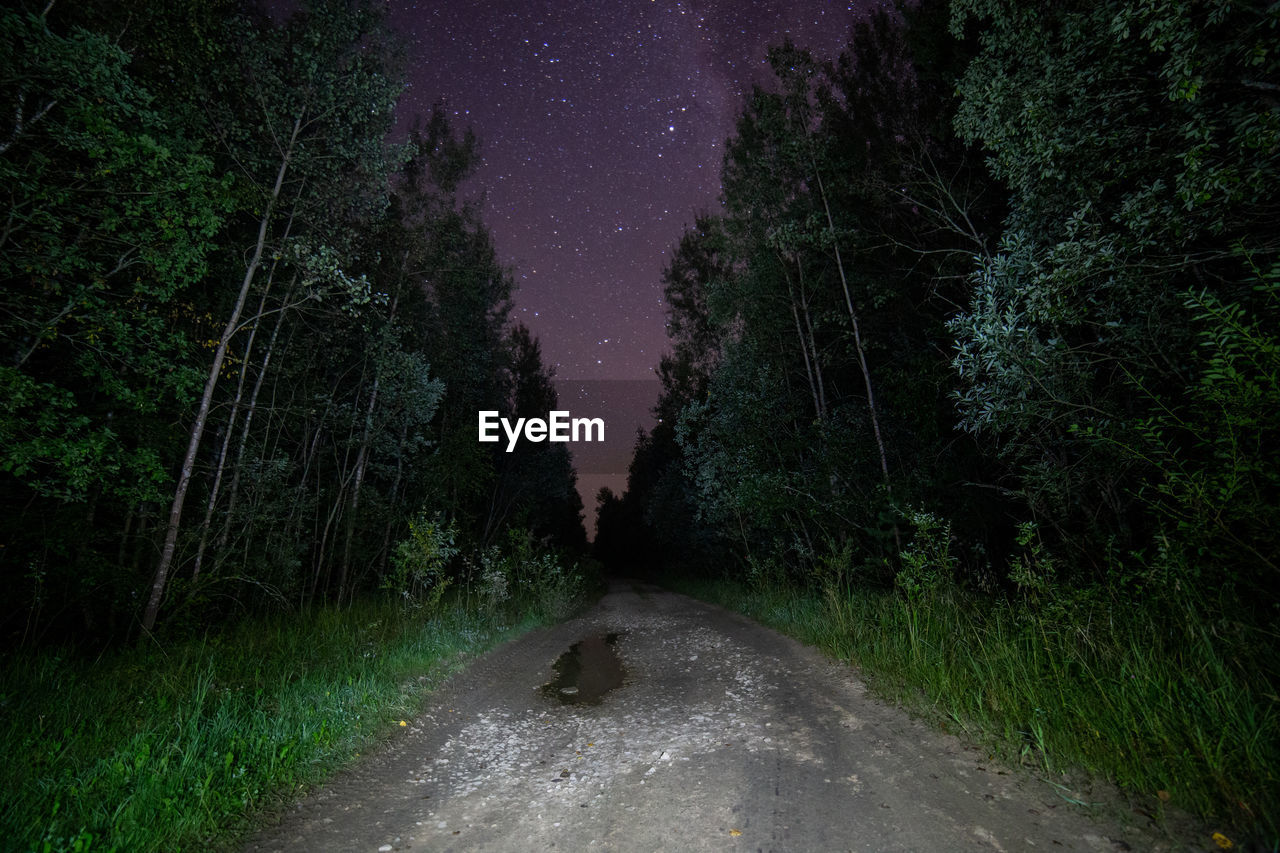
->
[243, 579, 1208, 852]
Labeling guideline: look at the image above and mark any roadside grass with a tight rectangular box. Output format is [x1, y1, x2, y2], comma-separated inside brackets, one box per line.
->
[0, 583, 589, 853]
[666, 574, 1278, 847]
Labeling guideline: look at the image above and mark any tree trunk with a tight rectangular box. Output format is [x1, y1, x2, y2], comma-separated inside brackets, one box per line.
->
[292, 401, 330, 607]
[812, 165, 889, 480]
[794, 258, 827, 422]
[336, 297, 396, 605]
[811, 158, 901, 551]
[216, 275, 294, 558]
[314, 473, 348, 603]
[378, 423, 408, 576]
[788, 277, 823, 423]
[141, 115, 302, 634]
[315, 399, 362, 603]
[338, 369, 380, 605]
[191, 275, 275, 584]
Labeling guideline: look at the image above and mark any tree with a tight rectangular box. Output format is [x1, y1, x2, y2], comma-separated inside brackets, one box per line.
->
[483, 324, 586, 551]
[1, 5, 231, 640]
[611, 219, 728, 573]
[949, 0, 1280, 574]
[142, 0, 404, 631]
[0, 7, 227, 503]
[634, 3, 1008, 582]
[400, 123, 514, 547]
[0, 0, 583, 644]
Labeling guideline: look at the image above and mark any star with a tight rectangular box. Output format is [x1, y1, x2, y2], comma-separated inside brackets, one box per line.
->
[386, 0, 869, 504]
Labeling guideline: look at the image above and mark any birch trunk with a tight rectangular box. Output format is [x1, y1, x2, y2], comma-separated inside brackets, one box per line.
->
[337, 370, 380, 605]
[787, 275, 823, 423]
[216, 276, 294, 556]
[811, 159, 901, 550]
[141, 116, 302, 633]
[191, 278, 274, 584]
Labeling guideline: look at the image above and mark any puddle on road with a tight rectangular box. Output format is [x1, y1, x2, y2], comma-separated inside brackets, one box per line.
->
[540, 633, 625, 705]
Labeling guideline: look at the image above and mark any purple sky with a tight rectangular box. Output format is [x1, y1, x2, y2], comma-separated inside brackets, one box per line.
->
[387, 0, 870, 519]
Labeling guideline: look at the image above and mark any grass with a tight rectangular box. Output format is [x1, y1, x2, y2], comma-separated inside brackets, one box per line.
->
[0, 587, 587, 853]
[665, 573, 1279, 848]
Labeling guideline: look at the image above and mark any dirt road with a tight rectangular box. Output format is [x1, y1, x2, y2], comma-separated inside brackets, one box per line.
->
[245, 580, 1180, 852]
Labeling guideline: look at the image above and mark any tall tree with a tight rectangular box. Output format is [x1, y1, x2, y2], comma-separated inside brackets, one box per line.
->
[949, 0, 1280, 575]
[142, 0, 404, 631]
[612, 217, 728, 571]
[632, 3, 1006, 581]
[482, 324, 586, 551]
[1, 5, 231, 640]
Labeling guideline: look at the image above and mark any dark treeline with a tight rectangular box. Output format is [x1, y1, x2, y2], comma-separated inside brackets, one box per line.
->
[597, 0, 1278, 834]
[1, 0, 586, 646]
[602, 0, 1278, 625]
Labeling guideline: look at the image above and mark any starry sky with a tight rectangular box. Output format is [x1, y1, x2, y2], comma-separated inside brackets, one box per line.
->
[386, 0, 871, 520]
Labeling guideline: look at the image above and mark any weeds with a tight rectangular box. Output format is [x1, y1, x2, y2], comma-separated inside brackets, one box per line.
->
[666, 564, 1278, 845]
[0, 544, 596, 853]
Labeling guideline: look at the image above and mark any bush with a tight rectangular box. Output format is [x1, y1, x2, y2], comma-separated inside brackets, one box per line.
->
[383, 514, 458, 611]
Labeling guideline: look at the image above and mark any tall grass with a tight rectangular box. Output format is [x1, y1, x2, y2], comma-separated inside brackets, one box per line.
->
[668, 574, 1279, 846]
[0, 583, 587, 853]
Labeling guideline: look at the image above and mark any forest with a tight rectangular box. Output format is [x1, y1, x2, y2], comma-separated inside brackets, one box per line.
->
[1, 0, 589, 641]
[596, 0, 1279, 843]
[1, 0, 1277, 849]
[2, 1, 592, 848]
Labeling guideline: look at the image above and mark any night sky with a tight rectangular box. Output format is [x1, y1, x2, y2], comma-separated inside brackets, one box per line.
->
[387, 0, 871, 518]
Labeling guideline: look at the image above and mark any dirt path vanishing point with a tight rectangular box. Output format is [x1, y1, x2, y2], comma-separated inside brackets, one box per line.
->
[244, 580, 1192, 852]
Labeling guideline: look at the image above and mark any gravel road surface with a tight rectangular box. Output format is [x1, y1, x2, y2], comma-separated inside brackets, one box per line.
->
[245, 580, 1183, 852]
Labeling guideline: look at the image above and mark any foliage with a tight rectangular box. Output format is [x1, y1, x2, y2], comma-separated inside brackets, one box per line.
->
[0, 0, 585, 643]
[0, 8, 228, 504]
[668, 566, 1278, 844]
[0, 586, 594, 852]
[1123, 266, 1280, 611]
[595, 219, 729, 574]
[608, 2, 1003, 581]
[608, 1, 1280, 842]
[385, 514, 458, 611]
[469, 528, 590, 621]
[948, 0, 1280, 569]
[895, 511, 956, 602]
[484, 325, 587, 551]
